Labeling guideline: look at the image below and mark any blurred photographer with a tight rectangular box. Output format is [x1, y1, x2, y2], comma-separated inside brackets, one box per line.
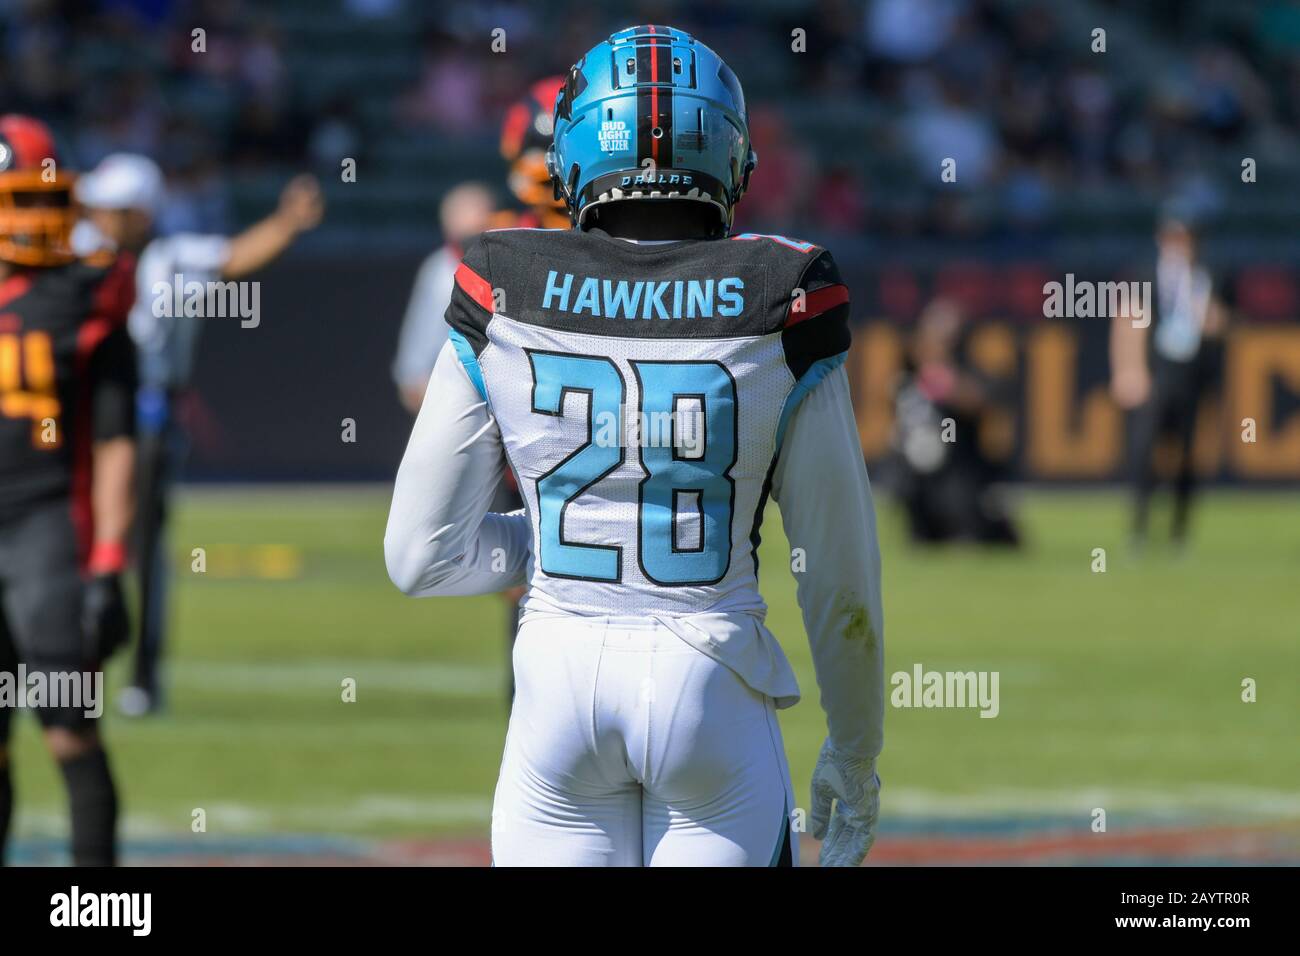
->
[893, 298, 1021, 546]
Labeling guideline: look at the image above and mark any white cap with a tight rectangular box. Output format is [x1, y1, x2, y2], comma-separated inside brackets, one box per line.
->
[75, 153, 164, 214]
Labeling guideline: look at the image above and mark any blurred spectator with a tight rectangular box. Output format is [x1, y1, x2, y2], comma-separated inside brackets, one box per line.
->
[237, 22, 288, 105]
[75, 71, 165, 160]
[865, 0, 964, 63]
[152, 116, 230, 234]
[229, 98, 308, 167]
[400, 30, 486, 133]
[0, 0, 1294, 243]
[309, 93, 364, 171]
[812, 164, 869, 234]
[734, 107, 815, 231]
[345, 0, 403, 19]
[1190, 44, 1269, 141]
[1060, 66, 1115, 182]
[903, 73, 1000, 187]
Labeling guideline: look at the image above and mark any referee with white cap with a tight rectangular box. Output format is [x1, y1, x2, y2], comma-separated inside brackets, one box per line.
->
[75, 154, 325, 715]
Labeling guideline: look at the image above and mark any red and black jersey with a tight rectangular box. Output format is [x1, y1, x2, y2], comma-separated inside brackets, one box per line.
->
[0, 253, 137, 538]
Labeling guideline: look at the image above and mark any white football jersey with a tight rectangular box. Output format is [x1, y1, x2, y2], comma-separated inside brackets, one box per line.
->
[444, 227, 852, 619]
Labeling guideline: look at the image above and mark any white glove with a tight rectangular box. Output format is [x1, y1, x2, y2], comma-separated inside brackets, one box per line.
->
[809, 738, 880, 867]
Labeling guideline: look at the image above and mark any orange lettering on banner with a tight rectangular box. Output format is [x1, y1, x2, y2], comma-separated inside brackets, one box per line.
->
[1229, 328, 1300, 478]
[850, 322, 901, 458]
[967, 322, 1018, 462]
[1193, 396, 1224, 475]
[1025, 325, 1120, 476]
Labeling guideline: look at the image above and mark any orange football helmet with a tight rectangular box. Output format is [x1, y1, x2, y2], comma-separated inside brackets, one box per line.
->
[500, 77, 566, 213]
[0, 115, 76, 267]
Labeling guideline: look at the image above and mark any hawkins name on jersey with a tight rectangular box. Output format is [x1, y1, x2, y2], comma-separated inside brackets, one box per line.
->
[444, 227, 850, 617]
[541, 269, 745, 319]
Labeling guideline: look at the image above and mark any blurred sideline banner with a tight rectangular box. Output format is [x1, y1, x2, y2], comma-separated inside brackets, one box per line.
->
[850, 320, 1300, 483]
[186, 253, 1300, 484]
[847, 258, 1299, 483]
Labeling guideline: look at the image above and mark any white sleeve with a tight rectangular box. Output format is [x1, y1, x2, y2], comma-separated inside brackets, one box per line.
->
[384, 339, 531, 597]
[771, 364, 885, 760]
[392, 251, 454, 389]
[172, 233, 233, 277]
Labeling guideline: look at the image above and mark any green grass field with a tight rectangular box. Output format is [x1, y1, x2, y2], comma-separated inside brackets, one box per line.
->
[9, 486, 1299, 861]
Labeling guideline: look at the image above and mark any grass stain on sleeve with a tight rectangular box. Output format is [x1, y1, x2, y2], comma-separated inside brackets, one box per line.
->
[837, 594, 875, 646]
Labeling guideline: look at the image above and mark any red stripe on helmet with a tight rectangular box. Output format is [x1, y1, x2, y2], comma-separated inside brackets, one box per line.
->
[649, 26, 660, 166]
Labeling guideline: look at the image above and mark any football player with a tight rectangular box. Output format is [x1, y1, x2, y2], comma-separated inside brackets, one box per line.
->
[392, 182, 496, 414]
[0, 115, 137, 865]
[73, 154, 324, 716]
[385, 26, 884, 866]
[489, 76, 571, 231]
[393, 77, 569, 414]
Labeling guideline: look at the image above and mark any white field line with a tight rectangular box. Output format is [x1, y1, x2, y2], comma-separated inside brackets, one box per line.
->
[164, 659, 503, 696]
[13, 786, 1299, 842]
[885, 785, 1300, 820]
[14, 794, 492, 837]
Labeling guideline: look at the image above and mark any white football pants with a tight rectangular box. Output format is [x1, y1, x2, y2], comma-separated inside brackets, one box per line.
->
[491, 613, 797, 866]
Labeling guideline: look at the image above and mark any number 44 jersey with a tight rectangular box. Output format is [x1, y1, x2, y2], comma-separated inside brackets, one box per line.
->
[0, 255, 136, 531]
[444, 226, 852, 621]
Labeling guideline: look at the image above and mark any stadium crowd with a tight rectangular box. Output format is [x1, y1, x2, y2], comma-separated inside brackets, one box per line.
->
[2, 0, 1297, 241]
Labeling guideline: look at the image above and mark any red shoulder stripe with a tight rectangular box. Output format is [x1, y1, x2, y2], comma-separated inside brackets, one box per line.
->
[0, 273, 32, 310]
[785, 283, 848, 327]
[454, 262, 494, 313]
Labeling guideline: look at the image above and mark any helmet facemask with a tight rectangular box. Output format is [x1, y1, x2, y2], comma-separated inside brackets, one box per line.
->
[0, 168, 76, 267]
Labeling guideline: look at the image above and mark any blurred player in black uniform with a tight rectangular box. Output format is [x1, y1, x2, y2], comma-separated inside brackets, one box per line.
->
[1111, 213, 1228, 548]
[0, 116, 136, 865]
[489, 76, 570, 232]
[893, 298, 1020, 546]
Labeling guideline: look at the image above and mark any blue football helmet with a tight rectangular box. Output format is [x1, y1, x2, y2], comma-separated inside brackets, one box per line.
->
[547, 25, 757, 234]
